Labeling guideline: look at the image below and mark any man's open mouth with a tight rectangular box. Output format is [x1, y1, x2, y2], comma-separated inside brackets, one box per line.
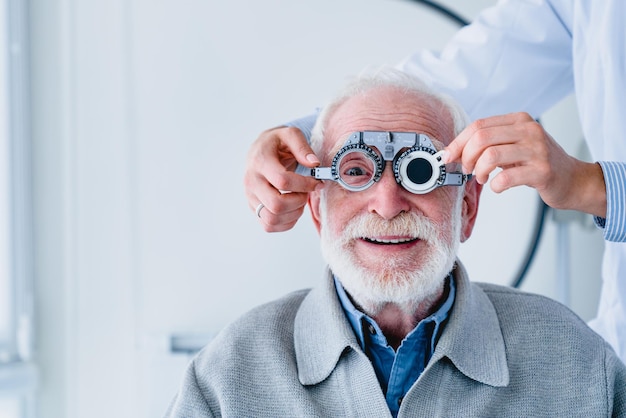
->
[361, 237, 420, 245]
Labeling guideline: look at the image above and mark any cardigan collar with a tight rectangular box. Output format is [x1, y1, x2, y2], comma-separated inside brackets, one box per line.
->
[294, 260, 509, 388]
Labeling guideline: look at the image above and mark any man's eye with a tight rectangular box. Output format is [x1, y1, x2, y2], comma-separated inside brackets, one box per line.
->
[337, 152, 376, 187]
[344, 166, 368, 176]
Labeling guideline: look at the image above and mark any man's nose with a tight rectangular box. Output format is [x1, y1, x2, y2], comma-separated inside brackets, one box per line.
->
[367, 166, 411, 220]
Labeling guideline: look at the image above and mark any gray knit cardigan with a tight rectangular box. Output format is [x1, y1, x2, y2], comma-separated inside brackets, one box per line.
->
[164, 261, 626, 417]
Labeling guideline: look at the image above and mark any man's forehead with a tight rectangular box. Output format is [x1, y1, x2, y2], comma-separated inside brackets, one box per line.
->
[324, 91, 454, 153]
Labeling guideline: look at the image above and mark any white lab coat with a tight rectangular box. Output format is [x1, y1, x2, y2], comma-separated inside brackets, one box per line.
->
[397, 0, 626, 360]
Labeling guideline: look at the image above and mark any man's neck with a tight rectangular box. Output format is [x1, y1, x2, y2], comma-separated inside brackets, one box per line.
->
[369, 286, 446, 350]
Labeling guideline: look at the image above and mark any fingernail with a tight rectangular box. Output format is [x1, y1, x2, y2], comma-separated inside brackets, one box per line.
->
[440, 150, 450, 164]
[306, 154, 320, 165]
[315, 182, 325, 192]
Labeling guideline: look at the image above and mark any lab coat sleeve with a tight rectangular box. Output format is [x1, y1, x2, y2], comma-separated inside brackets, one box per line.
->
[285, 111, 318, 141]
[288, 0, 575, 135]
[595, 161, 626, 242]
[397, 0, 575, 121]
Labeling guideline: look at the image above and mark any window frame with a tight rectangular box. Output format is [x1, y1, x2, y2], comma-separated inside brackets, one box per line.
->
[0, 0, 36, 416]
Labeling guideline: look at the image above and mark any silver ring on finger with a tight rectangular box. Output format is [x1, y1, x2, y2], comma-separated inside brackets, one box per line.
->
[255, 203, 265, 218]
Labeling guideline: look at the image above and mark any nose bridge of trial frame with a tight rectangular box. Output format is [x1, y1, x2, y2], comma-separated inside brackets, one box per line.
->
[349, 131, 435, 159]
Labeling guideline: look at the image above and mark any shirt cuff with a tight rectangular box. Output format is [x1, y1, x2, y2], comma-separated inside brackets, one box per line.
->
[284, 112, 318, 144]
[595, 161, 626, 242]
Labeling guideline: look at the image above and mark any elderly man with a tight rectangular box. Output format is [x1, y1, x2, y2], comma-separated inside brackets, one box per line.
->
[164, 68, 625, 417]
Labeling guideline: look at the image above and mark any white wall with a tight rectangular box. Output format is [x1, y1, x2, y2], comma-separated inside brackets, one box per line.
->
[28, 1, 604, 417]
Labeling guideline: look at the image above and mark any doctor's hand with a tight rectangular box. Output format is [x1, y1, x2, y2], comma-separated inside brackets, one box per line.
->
[244, 126, 321, 232]
[443, 112, 607, 218]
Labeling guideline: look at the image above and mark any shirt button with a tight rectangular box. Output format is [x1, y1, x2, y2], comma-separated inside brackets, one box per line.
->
[367, 324, 376, 335]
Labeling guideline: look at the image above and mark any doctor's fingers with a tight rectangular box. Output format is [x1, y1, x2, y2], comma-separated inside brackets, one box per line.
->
[248, 183, 310, 232]
[472, 143, 538, 185]
[485, 148, 562, 194]
[249, 126, 319, 174]
[259, 199, 308, 233]
[488, 152, 578, 204]
[245, 134, 317, 204]
[481, 139, 577, 201]
[245, 153, 320, 200]
[246, 129, 320, 191]
[488, 165, 553, 194]
[452, 117, 547, 176]
[443, 113, 526, 165]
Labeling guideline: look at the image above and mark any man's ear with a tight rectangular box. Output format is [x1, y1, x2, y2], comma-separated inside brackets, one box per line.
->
[308, 189, 323, 235]
[460, 179, 482, 242]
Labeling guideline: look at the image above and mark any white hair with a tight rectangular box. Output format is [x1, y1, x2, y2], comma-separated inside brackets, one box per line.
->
[310, 66, 469, 155]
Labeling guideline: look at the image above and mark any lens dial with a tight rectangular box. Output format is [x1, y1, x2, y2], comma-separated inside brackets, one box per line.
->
[332, 143, 384, 192]
[394, 146, 446, 194]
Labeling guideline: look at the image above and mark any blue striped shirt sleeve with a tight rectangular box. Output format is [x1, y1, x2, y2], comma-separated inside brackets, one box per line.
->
[594, 161, 626, 242]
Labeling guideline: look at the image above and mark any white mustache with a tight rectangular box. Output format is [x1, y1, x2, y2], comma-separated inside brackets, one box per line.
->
[340, 211, 441, 244]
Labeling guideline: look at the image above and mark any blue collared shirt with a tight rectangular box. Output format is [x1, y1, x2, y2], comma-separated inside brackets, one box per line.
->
[334, 275, 456, 417]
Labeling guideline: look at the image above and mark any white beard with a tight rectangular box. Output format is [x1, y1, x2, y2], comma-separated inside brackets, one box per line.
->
[319, 192, 462, 316]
